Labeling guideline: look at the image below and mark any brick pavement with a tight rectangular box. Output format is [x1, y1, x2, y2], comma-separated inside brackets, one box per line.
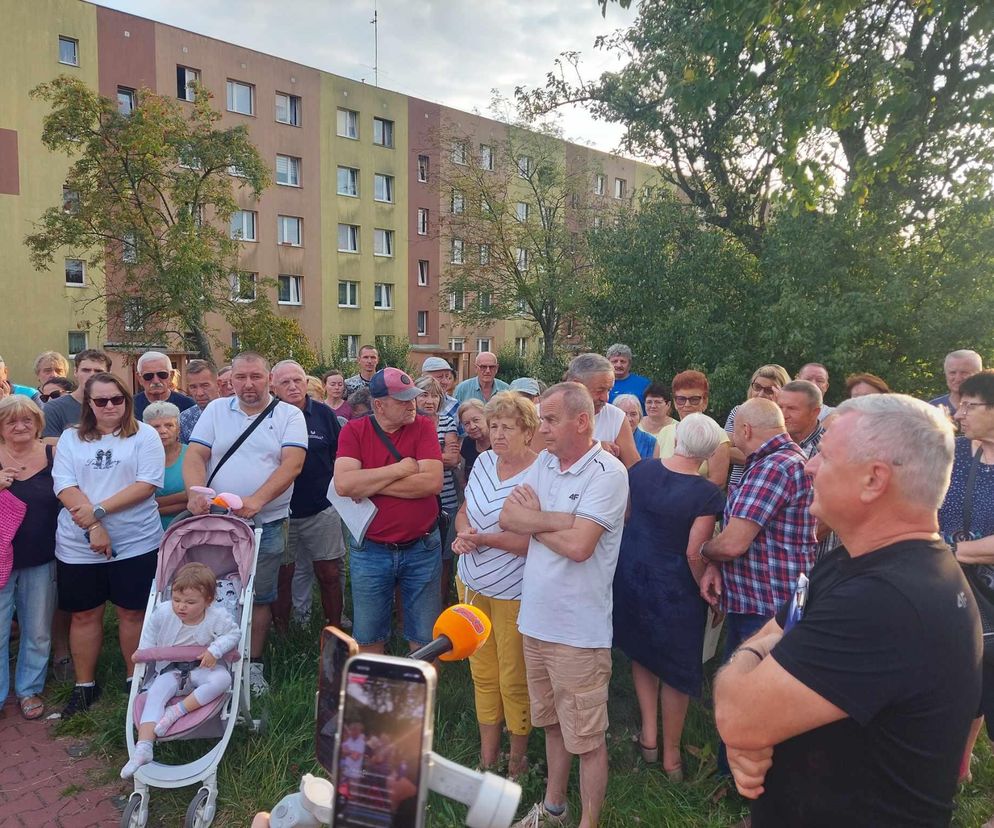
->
[0, 697, 125, 828]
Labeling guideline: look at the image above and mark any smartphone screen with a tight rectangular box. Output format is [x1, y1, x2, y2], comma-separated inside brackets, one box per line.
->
[316, 627, 359, 773]
[331, 656, 435, 828]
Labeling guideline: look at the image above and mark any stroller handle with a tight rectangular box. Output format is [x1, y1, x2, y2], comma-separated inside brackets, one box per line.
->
[133, 645, 240, 664]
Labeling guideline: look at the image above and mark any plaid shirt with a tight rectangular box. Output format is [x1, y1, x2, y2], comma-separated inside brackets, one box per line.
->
[720, 432, 818, 616]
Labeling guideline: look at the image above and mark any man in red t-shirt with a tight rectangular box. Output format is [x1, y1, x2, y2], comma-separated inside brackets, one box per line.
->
[334, 367, 443, 652]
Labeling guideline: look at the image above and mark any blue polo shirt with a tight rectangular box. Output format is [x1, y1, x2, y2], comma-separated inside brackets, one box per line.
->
[289, 395, 341, 520]
[608, 373, 651, 407]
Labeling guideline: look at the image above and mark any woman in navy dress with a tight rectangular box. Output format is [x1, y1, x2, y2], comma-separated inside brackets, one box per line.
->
[614, 413, 726, 780]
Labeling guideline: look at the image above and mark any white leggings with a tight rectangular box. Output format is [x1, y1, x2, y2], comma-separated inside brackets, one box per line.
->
[140, 665, 231, 725]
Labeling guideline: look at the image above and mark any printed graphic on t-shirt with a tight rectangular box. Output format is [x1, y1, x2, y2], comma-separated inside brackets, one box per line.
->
[86, 449, 120, 470]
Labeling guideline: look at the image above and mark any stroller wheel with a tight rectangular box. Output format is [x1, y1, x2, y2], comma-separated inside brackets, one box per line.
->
[184, 788, 214, 828]
[121, 794, 147, 828]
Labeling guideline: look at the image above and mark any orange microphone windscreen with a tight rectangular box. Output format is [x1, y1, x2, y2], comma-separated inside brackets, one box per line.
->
[433, 604, 491, 661]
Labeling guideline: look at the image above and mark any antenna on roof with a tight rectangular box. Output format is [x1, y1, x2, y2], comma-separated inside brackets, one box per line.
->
[370, 2, 378, 87]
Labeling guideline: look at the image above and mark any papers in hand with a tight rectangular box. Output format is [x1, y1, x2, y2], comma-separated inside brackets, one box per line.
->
[327, 479, 377, 544]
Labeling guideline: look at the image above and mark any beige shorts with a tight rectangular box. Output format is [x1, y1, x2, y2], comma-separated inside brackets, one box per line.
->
[522, 635, 612, 755]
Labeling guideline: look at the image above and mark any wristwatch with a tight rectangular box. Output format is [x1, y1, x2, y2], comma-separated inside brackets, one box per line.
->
[92, 504, 107, 521]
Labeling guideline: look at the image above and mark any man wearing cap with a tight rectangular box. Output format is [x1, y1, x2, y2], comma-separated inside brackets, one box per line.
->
[454, 351, 510, 404]
[334, 368, 444, 653]
[420, 356, 460, 422]
[510, 377, 541, 400]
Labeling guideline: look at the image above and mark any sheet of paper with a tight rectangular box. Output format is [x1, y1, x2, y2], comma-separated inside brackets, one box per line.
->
[327, 479, 377, 544]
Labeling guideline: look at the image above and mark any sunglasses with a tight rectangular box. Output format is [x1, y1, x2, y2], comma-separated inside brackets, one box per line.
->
[91, 395, 126, 408]
[141, 371, 171, 382]
[40, 390, 64, 402]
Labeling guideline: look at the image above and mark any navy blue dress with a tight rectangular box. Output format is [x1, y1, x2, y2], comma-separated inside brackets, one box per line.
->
[613, 460, 725, 696]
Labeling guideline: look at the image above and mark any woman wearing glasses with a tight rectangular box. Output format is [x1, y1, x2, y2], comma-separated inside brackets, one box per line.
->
[656, 371, 731, 490]
[39, 376, 75, 405]
[721, 364, 791, 488]
[52, 373, 164, 718]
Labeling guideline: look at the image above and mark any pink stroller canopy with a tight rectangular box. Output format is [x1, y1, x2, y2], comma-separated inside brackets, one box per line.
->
[156, 514, 256, 589]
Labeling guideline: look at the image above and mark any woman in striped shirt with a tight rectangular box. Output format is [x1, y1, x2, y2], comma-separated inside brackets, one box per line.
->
[452, 392, 539, 778]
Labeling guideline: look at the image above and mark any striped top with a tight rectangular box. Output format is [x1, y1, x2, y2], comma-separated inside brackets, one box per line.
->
[456, 450, 535, 600]
[436, 413, 460, 514]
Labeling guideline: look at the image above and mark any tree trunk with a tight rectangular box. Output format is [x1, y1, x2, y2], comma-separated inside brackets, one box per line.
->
[190, 323, 215, 368]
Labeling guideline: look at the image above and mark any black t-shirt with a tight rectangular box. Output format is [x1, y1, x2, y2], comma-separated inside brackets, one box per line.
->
[460, 438, 482, 480]
[752, 539, 981, 828]
[289, 396, 341, 519]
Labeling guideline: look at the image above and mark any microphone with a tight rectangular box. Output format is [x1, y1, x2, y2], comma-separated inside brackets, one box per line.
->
[410, 604, 491, 662]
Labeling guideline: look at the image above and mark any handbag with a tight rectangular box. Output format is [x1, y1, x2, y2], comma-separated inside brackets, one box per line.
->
[0, 489, 28, 590]
[956, 446, 994, 660]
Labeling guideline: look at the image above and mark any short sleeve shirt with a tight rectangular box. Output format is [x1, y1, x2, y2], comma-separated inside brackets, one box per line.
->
[608, 373, 651, 407]
[41, 394, 83, 438]
[453, 377, 510, 403]
[516, 443, 630, 648]
[189, 396, 308, 524]
[179, 405, 203, 444]
[289, 396, 341, 519]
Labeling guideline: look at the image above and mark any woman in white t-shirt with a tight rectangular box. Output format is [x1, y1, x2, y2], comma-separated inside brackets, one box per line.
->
[53, 373, 164, 719]
[452, 391, 538, 778]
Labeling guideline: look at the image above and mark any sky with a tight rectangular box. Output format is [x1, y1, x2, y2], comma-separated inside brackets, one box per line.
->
[93, 0, 637, 153]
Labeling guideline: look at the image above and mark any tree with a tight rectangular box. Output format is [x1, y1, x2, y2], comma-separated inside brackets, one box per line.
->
[25, 75, 270, 362]
[226, 297, 318, 372]
[439, 116, 607, 365]
[522, 1, 994, 252]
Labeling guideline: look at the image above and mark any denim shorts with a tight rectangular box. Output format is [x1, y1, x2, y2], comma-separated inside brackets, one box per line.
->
[253, 518, 289, 604]
[349, 530, 441, 646]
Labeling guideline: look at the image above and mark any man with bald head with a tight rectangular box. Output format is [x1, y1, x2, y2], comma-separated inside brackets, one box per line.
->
[454, 351, 509, 403]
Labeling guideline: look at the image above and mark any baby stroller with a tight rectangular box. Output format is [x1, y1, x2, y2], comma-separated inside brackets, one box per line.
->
[121, 513, 262, 828]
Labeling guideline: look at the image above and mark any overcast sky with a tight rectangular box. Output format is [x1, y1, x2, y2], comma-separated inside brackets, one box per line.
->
[93, 0, 637, 153]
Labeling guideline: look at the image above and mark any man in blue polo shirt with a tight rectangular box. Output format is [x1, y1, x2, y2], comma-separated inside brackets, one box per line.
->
[270, 360, 346, 631]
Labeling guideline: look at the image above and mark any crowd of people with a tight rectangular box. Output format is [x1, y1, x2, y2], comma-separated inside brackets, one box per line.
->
[0, 342, 991, 828]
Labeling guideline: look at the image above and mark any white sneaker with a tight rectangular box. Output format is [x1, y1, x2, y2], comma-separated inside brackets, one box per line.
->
[512, 802, 569, 828]
[248, 662, 270, 697]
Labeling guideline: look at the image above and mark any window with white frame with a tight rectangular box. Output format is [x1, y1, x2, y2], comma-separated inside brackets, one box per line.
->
[515, 202, 529, 222]
[226, 80, 254, 115]
[449, 337, 465, 352]
[278, 274, 302, 305]
[479, 244, 490, 265]
[373, 117, 394, 147]
[417, 208, 429, 236]
[275, 92, 301, 126]
[516, 336, 528, 356]
[614, 177, 627, 199]
[337, 224, 359, 253]
[515, 247, 528, 272]
[417, 260, 429, 286]
[230, 272, 257, 302]
[176, 66, 199, 101]
[117, 86, 136, 116]
[276, 154, 301, 186]
[594, 173, 605, 195]
[517, 156, 531, 178]
[228, 164, 246, 178]
[449, 290, 465, 311]
[68, 331, 87, 356]
[65, 258, 84, 286]
[374, 173, 394, 203]
[373, 282, 394, 309]
[337, 108, 358, 139]
[479, 144, 494, 170]
[417, 154, 429, 182]
[337, 166, 359, 197]
[278, 215, 303, 246]
[451, 190, 465, 214]
[451, 238, 464, 264]
[122, 232, 138, 264]
[477, 338, 492, 353]
[417, 310, 428, 336]
[451, 141, 467, 165]
[58, 36, 78, 66]
[229, 210, 257, 241]
[341, 334, 360, 359]
[338, 280, 359, 307]
[373, 228, 394, 257]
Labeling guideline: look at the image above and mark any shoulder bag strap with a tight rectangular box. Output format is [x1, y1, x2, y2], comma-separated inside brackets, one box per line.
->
[962, 446, 984, 536]
[369, 415, 404, 463]
[206, 397, 280, 488]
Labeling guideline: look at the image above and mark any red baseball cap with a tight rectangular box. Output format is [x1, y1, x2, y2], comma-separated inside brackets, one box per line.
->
[369, 367, 423, 401]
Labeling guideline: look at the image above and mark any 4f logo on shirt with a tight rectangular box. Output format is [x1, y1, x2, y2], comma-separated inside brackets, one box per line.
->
[568, 492, 580, 501]
[86, 449, 119, 470]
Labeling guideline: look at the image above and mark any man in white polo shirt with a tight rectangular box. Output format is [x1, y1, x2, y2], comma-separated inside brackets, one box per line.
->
[183, 351, 307, 695]
[500, 382, 629, 828]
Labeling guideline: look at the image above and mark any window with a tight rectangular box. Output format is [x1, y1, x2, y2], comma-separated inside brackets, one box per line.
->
[417, 260, 429, 286]
[341, 335, 360, 359]
[58, 36, 78, 66]
[65, 258, 84, 286]
[276, 154, 301, 187]
[451, 141, 467, 165]
[449, 338, 465, 352]
[176, 66, 200, 101]
[228, 164, 246, 178]
[479, 293, 491, 311]
[373, 228, 394, 257]
[374, 173, 394, 203]
[122, 233, 138, 264]
[451, 238, 464, 264]
[338, 280, 359, 307]
[451, 190, 465, 214]
[517, 297, 528, 314]
[517, 156, 531, 178]
[230, 272, 257, 302]
[337, 108, 358, 139]
[373, 117, 394, 148]
[515, 247, 528, 272]
[275, 92, 301, 126]
[229, 210, 257, 241]
[479, 244, 490, 265]
[515, 202, 529, 222]
[337, 224, 359, 253]
[417, 310, 428, 336]
[337, 166, 359, 197]
[614, 177, 627, 199]
[278, 274, 302, 305]
[417, 154, 430, 182]
[226, 80, 254, 115]
[516, 337, 528, 356]
[117, 86, 136, 116]
[479, 144, 493, 170]
[594, 174, 605, 195]
[449, 291, 465, 311]
[62, 186, 79, 213]
[477, 338, 492, 353]
[373, 282, 394, 309]
[278, 215, 303, 246]
[122, 298, 145, 332]
[417, 208, 429, 236]
[68, 331, 87, 356]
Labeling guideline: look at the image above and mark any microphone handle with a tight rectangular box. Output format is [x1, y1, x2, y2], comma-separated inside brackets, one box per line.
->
[410, 635, 453, 662]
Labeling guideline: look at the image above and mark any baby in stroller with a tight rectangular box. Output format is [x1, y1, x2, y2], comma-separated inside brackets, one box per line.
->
[121, 563, 239, 779]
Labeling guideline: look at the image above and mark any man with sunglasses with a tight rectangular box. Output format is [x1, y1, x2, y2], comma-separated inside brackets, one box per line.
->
[133, 351, 194, 421]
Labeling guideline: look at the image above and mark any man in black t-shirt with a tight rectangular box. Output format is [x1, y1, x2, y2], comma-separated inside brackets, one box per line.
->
[714, 394, 982, 828]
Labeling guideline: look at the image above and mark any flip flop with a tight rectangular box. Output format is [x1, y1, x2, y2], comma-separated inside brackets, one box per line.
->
[19, 696, 44, 720]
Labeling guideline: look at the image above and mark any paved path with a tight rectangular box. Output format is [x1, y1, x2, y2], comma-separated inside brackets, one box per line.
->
[0, 697, 125, 828]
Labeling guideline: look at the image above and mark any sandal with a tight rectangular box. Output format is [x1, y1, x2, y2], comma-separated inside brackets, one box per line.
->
[632, 734, 658, 763]
[664, 763, 684, 783]
[19, 696, 44, 720]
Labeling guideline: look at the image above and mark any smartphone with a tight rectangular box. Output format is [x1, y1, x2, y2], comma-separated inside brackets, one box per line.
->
[330, 654, 437, 828]
[316, 626, 359, 773]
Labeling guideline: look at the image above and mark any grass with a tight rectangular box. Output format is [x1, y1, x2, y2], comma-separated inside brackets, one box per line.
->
[41, 603, 994, 827]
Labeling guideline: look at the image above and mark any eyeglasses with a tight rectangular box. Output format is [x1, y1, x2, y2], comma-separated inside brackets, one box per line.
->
[674, 395, 704, 406]
[40, 390, 63, 402]
[91, 395, 126, 408]
[751, 381, 780, 396]
[957, 402, 994, 413]
[141, 371, 170, 382]
[644, 398, 668, 407]
[477, 364, 498, 371]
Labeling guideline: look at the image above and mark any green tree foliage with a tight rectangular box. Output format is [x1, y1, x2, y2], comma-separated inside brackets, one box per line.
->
[226, 297, 318, 372]
[25, 76, 270, 362]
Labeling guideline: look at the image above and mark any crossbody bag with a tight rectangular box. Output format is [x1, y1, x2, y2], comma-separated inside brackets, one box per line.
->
[206, 397, 280, 488]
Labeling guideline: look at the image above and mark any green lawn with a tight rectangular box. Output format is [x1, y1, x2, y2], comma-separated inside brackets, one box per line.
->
[50, 606, 994, 827]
